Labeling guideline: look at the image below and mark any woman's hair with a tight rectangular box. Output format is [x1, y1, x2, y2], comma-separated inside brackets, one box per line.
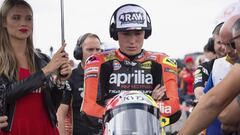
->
[0, 0, 36, 80]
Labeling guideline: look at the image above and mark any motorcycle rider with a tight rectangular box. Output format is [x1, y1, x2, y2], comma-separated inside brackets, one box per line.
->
[81, 4, 181, 134]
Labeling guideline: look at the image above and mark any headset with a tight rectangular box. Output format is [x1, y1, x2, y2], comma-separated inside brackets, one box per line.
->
[212, 22, 224, 35]
[207, 37, 215, 53]
[109, 4, 152, 41]
[73, 35, 84, 60]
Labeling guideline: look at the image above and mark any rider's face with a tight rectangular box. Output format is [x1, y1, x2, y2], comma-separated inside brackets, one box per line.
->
[118, 30, 145, 56]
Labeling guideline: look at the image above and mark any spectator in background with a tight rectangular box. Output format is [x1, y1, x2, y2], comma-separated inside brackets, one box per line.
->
[179, 56, 195, 116]
[203, 38, 239, 135]
[192, 15, 239, 135]
[57, 33, 102, 135]
[217, 15, 240, 134]
[179, 56, 195, 97]
[194, 22, 226, 100]
[178, 15, 240, 135]
[193, 22, 226, 135]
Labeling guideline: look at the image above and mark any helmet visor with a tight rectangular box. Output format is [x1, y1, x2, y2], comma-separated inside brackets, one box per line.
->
[105, 104, 160, 135]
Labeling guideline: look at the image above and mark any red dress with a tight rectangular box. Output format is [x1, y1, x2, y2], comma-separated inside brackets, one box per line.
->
[0, 68, 59, 135]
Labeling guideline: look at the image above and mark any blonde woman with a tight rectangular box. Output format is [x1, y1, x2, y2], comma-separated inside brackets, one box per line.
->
[0, 0, 72, 134]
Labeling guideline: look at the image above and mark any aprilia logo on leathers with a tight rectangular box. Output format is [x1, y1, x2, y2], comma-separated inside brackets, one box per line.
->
[109, 70, 153, 87]
[159, 102, 172, 114]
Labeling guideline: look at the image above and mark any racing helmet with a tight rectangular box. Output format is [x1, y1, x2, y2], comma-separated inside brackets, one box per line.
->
[109, 4, 152, 41]
[103, 91, 160, 135]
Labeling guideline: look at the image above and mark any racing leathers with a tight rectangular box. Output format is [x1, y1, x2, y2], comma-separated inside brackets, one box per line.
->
[81, 49, 181, 125]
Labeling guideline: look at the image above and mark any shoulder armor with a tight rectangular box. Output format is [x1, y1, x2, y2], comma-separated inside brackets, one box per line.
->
[162, 57, 177, 68]
[85, 55, 100, 64]
[144, 51, 163, 61]
[145, 51, 177, 68]
[102, 50, 117, 62]
[85, 51, 117, 65]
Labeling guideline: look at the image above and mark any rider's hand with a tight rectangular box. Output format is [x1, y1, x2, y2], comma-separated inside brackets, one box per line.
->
[151, 84, 166, 101]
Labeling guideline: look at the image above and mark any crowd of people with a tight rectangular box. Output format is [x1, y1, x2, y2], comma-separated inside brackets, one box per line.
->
[0, 0, 240, 135]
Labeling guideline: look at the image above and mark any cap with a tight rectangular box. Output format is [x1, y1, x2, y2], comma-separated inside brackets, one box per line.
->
[109, 4, 152, 40]
[184, 56, 194, 64]
[115, 5, 148, 31]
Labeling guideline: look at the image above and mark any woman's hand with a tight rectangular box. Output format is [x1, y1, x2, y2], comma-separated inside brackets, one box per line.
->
[151, 84, 166, 101]
[0, 116, 8, 129]
[57, 61, 72, 81]
[42, 44, 69, 76]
